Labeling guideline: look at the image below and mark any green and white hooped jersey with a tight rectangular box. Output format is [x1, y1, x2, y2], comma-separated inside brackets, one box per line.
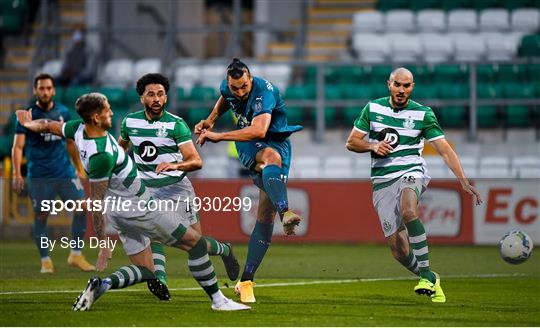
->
[62, 119, 148, 217]
[353, 97, 445, 191]
[120, 110, 192, 189]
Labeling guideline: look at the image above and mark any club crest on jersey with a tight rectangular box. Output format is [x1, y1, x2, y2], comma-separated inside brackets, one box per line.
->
[403, 117, 415, 129]
[156, 125, 168, 138]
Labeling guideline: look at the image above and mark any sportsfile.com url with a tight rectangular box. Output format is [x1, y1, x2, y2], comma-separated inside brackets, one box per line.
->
[40, 196, 252, 215]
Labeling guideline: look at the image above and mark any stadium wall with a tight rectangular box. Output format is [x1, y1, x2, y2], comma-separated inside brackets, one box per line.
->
[1, 179, 537, 245]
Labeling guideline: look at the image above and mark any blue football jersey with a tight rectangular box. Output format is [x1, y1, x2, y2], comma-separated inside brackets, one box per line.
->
[15, 102, 76, 178]
[220, 76, 303, 141]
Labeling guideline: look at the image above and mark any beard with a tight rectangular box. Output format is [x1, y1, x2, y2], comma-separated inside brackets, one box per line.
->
[392, 94, 409, 108]
[36, 95, 52, 108]
[145, 103, 164, 119]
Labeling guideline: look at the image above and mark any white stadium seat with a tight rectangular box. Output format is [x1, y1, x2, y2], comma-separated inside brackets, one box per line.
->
[424, 156, 451, 179]
[200, 64, 224, 88]
[511, 8, 540, 33]
[353, 11, 384, 33]
[133, 58, 162, 80]
[481, 32, 519, 61]
[354, 157, 372, 178]
[99, 59, 134, 87]
[322, 157, 354, 178]
[448, 9, 478, 32]
[174, 64, 201, 93]
[263, 63, 292, 91]
[385, 10, 415, 32]
[353, 33, 390, 63]
[421, 33, 454, 63]
[388, 33, 421, 62]
[479, 156, 510, 178]
[512, 156, 540, 179]
[39, 59, 62, 77]
[460, 156, 479, 178]
[417, 9, 446, 32]
[294, 156, 322, 179]
[479, 9, 510, 32]
[452, 33, 486, 62]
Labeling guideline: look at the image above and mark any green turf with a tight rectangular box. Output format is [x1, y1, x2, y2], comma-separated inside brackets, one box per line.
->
[0, 241, 539, 326]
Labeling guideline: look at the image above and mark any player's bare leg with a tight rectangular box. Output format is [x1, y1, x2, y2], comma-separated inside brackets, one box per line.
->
[255, 147, 301, 235]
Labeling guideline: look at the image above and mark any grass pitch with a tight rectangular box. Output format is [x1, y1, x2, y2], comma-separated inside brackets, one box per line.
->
[0, 241, 538, 326]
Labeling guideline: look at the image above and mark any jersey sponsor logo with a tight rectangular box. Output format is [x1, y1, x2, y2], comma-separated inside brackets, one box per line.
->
[378, 128, 399, 148]
[403, 117, 415, 129]
[156, 125, 168, 138]
[139, 141, 158, 162]
[376, 115, 384, 122]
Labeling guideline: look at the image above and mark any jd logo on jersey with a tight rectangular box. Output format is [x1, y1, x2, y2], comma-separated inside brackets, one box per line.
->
[139, 141, 158, 162]
[372, 128, 399, 158]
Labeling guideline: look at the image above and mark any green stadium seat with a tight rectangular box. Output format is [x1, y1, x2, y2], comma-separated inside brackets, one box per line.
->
[176, 87, 186, 101]
[411, 0, 441, 11]
[125, 88, 140, 108]
[326, 66, 365, 84]
[503, 0, 537, 10]
[0, 135, 14, 158]
[497, 64, 527, 83]
[64, 85, 93, 108]
[442, 0, 472, 10]
[503, 83, 536, 98]
[408, 65, 431, 84]
[472, 0, 503, 10]
[476, 64, 497, 83]
[189, 86, 217, 100]
[438, 83, 469, 99]
[310, 107, 337, 127]
[286, 107, 304, 126]
[285, 85, 310, 100]
[368, 83, 389, 100]
[343, 106, 362, 125]
[54, 86, 66, 104]
[368, 65, 394, 83]
[438, 106, 467, 127]
[325, 85, 342, 100]
[477, 106, 498, 127]
[518, 34, 540, 57]
[377, 0, 409, 11]
[476, 83, 501, 99]
[504, 105, 530, 127]
[342, 84, 371, 100]
[527, 64, 540, 82]
[99, 87, 125, 109]
[304, 66, 317, 84]
[413, 84, 438, 100]
[186, 108, 209, 127]
[432, 65, 467, 83]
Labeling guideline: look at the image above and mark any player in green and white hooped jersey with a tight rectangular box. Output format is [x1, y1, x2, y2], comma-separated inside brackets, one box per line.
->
[15, 93, 249, 311]
[346, 68, 483, 303]
[118, 73, 240, 284]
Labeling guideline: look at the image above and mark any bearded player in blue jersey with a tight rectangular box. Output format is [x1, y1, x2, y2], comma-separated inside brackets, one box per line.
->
[195, 58, 303, 303]
[11, 73, 94, 273]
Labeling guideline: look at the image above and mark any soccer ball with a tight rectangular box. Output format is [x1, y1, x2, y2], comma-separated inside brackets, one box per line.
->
[499, 230, 533, 264]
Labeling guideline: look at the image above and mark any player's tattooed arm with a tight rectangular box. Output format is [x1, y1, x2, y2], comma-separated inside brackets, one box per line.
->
[346, 129, 392, 156]
[197, 113, 271, 145]
[15, 110, 63, 136]
[194, 96, 228, 134]
[117, 137, 131, 151]
[89, 179, 112, 271]
[156, 141, 202, 174]
[431, 138, 483, 205]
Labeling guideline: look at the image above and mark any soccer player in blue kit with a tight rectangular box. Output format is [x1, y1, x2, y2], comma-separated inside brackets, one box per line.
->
[195, 58, 303, 303]
[11, 73, 94, 273]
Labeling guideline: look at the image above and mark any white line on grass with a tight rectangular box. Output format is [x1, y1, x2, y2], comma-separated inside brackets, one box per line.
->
[0, 273, 532, 296]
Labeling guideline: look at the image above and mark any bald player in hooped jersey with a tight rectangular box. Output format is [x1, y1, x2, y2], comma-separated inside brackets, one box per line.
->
[16, 93, 250, 312]
[346, 67, 483, 303]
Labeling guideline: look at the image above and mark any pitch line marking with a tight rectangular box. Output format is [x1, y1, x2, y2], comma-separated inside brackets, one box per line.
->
[0, 273, 532, 296]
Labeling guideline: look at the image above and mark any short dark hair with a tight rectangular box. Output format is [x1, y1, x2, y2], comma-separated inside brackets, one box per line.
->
[33, 73, 55, 88]
[227, 57, 250, 79]
[75, 92, 108, 123]
[136, 73, 170, 96]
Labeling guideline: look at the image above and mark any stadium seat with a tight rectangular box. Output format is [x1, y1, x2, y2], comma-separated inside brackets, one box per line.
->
[448, 9, 478, 32]
[342, 84, 371, 100]
[411, 0, 442, 11]
[442, 0, 473, 11]
[64, 86, 92, 108]
[189, 86, 217, 100]
[512, 156, 540, 178]
[479, 156, 510, 178]
[377, 0, 410, 11]
[479, 9, 510, 31]
[527, 63, 540, 82]
[424, 156, 451, 178]
[477, 106, 498, 127]
[353, 34, 390, 63]
[39, 59, 62, 77]
[326, 65, 365, 84]
[310, 107, 337, 127]
[98, 87, 125, 109]
[413, 84, 438, 99]
[438, 106, 467, 127]
[497, 63, 528, 82]
[368, 65, 394, 83]
[432, 64, 468, 83]
[460, 156, 479, 178]
[198, 156, 229, 178]
[344, 106, 361, 124]
[186, 107, 210, 127]
[263, 63, 291, 91]
[285, 85, 313, 100]
[416, 9, 446, 32]
[476, 64, 497, 82]
[503, 83, 536, 98]
[174, 64, 201, 94]
[473, 0, 505, 10]
[511, 8, 540, 32]
[325, 85, 342, 100]
[294, 156, 322, 178]
[352, 11, 384, 32]
[452, 33, 486, 61]
[133, 58, 162, 79]
[175, 87, 186, 101]
[504, 105, 530, 127]
[124, 88, 140, 109]
[420, 33, 453, 63]
[518, 34, 540, 57]
[200, 64, 224, 88]
[388, 34, 421, 62]
[385, 10, 415, 32]
[322, 157, 354, 178]
[286, 107, 304, 125]
[438, 83, 469, 99]
[476, 83, 501, 99]
[481, 32, 520, 60]
[408, 65, 431, 83]
[99, 59, 134, 88]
